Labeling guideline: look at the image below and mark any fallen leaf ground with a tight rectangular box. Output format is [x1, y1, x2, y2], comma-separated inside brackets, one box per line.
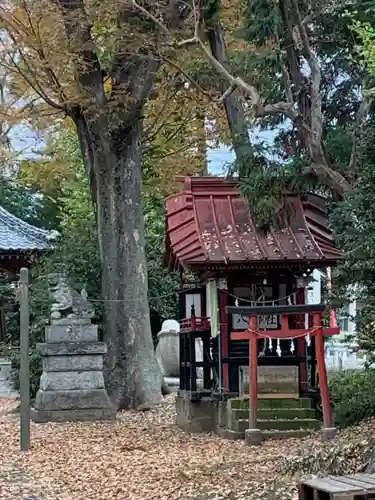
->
[0, 395, 373, 500]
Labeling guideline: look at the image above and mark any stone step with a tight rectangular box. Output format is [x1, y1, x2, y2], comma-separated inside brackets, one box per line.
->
[217, 426, 313, 442]
[216, 426, 245, 440]
[233, 418, 321, 433]
[229, 397, 314, 410]
[262, 429, 313, 440]
[231, 407, 317, 421]
[258, 418, 321, 431]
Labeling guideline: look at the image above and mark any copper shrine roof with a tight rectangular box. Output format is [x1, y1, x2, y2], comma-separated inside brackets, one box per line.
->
[165, 177, 341, 269]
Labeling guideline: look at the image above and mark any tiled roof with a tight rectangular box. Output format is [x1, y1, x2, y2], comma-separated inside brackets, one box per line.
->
[165, 177, 341, 269]
[0, 206, 56, 251]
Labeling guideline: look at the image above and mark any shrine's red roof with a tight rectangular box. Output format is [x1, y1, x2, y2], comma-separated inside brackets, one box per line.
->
[165, 177, 341, 270]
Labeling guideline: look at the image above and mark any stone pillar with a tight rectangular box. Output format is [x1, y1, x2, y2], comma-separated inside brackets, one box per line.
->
[31, 317, 116, 423]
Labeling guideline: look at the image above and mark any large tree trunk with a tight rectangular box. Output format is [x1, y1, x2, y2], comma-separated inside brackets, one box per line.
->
[76, 115, 163, 410]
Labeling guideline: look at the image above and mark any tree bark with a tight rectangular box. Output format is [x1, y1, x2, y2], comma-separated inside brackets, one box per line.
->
[204, 19, 254, 175]
[75, 114, 163, 410]
[196, 111, 209, 175]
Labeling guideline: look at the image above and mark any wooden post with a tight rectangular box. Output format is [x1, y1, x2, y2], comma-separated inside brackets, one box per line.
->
[179, 331, 185, 390]
[326, 267, 338, 328]
[296, 287, 307, 394]
[248, 315, 258, 429]
[191, 304, 196, 330]
[245, 315, 262, 445]
[313, 312, 336, 440]
[19, 268, 30, 451]
[218, 288, 229, 391]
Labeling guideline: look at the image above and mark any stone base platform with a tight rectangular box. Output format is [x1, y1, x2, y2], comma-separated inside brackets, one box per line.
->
[31, 388, 116, 423]
[176, 390, 237, 434]
[165, 377, 204, 393]
[176, 390, 324, 443]
[31, 407, 116, 423]
[165, 377, 179, 392]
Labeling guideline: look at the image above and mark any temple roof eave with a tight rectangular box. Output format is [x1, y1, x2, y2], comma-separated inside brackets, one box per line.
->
[165, 177, 341, 271]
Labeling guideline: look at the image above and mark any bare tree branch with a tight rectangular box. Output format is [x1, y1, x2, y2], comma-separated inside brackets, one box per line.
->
[53, 0, 106, 107]
[143, 83, 181, 140]
[134, 0, 352, 195]
[132, 0, 299, 121]
[217, 83, 236, 104]
[0, 46, 65, 110]
[161, 54, 212, 98]
[21, 0, 68, 104]
[290, 0, 322, 150]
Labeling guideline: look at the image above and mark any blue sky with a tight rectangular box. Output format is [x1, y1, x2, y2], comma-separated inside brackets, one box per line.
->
[9, 122, 282, 173]
[206, 127, 284, 175]
[207, 143, 235, 174]
[11, 125, 239, 170]
[9, 124, 46, 159]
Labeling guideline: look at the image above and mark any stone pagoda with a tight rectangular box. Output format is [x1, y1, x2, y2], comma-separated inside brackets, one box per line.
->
[31, 275, 116, 422]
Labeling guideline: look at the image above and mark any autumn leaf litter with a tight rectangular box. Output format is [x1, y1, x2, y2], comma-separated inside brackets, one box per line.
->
[0, 395, 373, 500]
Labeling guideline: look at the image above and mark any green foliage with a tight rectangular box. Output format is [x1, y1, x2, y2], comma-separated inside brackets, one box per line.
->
[0, 180, 59, 229]
[54, 137, 101, 305]
[1, 273, 51, 399]
[3, 156, 100, 398]
[202, 0, 222, 21]
[144, 195, 179, 324]
[240, 0, 280, 47]
[330, 118, 375, 360]
[239, 154, 319, 228]
[327, 13, 375, 363]
[231, 0, 372, 225]
[329, 369, 375, 428]
[352, 20, 375, 78]
[240, 167, 287, 228]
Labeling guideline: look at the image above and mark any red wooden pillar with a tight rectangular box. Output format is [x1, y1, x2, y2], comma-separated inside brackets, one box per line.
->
[218, 284, 229, 391]
[312, 312, 337, 440]
[327, 267, 338, 328]
[245, 315, 262, 445]
[296, 287, 307, 393]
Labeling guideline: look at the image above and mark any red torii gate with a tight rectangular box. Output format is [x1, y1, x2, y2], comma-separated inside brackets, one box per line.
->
[226, 303, 340, 445]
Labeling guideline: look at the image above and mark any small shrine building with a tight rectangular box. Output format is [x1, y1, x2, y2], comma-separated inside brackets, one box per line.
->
[165, 176, 341, 443]
[0, 206, 55, 343]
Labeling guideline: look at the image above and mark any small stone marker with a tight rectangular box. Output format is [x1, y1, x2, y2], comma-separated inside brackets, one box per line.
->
[239, 365, 299, 397]
[31, 276, 115, 423]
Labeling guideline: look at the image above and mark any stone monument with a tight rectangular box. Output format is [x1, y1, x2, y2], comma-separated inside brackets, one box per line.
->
[239, 365, 299, 397]
[156, 320, 180, 377]
[31, 274, 116, 423]
[156, 319, 204, 380]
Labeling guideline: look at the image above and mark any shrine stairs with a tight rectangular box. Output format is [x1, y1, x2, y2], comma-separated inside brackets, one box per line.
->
[219, 397, 321, 441]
